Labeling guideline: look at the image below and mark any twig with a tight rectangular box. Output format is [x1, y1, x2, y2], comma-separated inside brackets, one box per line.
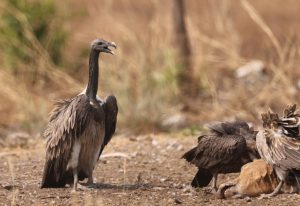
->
[240, 0, 283, 60]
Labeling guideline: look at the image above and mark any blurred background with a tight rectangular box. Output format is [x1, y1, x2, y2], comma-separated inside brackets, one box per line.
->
[1, 0, 300, 140]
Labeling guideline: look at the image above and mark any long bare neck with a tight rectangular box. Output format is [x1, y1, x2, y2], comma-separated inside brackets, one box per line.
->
[86, 49, 100, 100]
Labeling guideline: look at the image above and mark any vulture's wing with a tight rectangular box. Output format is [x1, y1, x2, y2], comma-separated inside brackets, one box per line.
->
[257, 130, 300, 170]
[98, 95, 118, 159]
[41, 94, 94, 188]
[207, 122, 226, 135]
[183, 134, 246, 169]
[207, 120, 248, 136]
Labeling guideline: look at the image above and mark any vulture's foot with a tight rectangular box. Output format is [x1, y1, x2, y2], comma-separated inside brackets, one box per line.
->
[258, 193, 273, 199]
[71, 183, 94, 192]
[86, 183, 97, 189]
[258, 180, 283, 199]
[203, 187, 217, 194]
[216, 182, 235, 199]
[289, 185, 299, 194]
[71, 189, 79, 194]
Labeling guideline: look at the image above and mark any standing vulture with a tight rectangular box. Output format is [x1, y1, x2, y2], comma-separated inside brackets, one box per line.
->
[182, 120, 259, 192]
[256, 104, 300, 198]
[41, 39, 118, 191]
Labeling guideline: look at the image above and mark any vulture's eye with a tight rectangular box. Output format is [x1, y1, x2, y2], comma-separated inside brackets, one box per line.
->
[98, 42, 103, 45]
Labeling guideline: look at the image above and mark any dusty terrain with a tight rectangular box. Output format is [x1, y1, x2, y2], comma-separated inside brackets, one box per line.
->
[1, 134, 300, 206]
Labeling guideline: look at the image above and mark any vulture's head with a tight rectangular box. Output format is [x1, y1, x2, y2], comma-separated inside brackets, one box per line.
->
[235, 121, 259, 159]
[232, 121, 257, 140]
[91, 39, 117, 54]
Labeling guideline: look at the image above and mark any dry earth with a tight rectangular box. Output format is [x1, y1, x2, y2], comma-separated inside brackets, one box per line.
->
[1, 134, 300, 206]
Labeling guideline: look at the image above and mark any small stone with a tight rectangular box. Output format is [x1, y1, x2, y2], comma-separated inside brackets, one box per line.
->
[174, 198, 182, 204]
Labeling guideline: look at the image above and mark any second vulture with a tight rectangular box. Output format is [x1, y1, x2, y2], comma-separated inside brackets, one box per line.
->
[182, 120, 259, 192]
[256, 104, 300, 198]
[41, 39, 118, 191]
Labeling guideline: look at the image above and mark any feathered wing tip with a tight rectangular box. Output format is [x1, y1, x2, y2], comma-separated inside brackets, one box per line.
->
[182, 147, 213, 187]
[191, 169, 213, 188]
[41, 158, 67, 188]
[283, 104, 297, 118]
[261, 108, 279, 128]
[182, 147, 197, 163]
[261, 104, 300, 137]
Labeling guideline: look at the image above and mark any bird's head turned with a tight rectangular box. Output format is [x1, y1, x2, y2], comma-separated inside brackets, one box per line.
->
[91, 39, 117, 54]
[236, 121, 258, 141]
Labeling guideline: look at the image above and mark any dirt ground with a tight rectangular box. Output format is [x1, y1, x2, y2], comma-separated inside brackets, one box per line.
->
[1, 134, 300, 206]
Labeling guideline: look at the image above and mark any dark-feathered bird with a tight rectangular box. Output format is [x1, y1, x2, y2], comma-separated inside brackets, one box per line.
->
[41, 39, 118, 191]
[182, 120, 258, 192]
[256, 104, 300, 198]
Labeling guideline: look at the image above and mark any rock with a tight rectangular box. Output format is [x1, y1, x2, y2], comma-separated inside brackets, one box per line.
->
[235, 60, 265, 78]
[174, 198, 182, 204]
[235, 60, 268, 88]
[161, 114, 187, 130]
[166, 140, 183, 151]
[6, 132, 32, 148]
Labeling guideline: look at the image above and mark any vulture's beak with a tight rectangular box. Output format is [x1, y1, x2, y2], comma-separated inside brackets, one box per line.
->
[105, 42, 117, 55]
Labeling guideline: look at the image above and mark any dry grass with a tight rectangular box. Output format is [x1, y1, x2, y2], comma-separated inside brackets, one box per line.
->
[1, 0, 300, 135]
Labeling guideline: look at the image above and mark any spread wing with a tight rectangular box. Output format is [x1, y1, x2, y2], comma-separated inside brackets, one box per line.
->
[41, 94, 94, 188]
[257, 130, 300, 170]
[183, 134, 246, 169]
[98, 95, 118, 159]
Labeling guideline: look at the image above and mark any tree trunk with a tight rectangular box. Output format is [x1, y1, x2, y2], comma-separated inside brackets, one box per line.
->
[172, 0, 197, 99]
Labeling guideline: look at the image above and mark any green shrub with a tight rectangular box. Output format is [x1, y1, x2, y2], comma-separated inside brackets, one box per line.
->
[0, 0, 68, 71]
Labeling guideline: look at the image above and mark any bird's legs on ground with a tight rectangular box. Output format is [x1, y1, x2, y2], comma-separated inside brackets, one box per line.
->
[258, 180, 284, 199]
[216, 182, 236, 199]
[86, 173, 97, 188]
[289, 184, 299, 194]
[211, 174, 218, 192]
[71, 170, 95, 192]
[204, 174, 218, 194]
[71, 170, 79, 193]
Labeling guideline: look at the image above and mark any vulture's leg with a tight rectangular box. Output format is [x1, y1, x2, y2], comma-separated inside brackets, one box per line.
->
[211, 174, 218, 192]
[203, 173, 218, 194]
[258, 180, 284, 199]
[72, 170, 79, 192]
[289, 184, 299, 194]
[87, 174, 93, 185]
[86, 173, 97, 188]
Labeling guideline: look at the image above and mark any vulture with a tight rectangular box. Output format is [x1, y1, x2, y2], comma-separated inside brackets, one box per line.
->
[256, 104, 300, 198]
[182, 120, 259, 192]
[41, 39, 118, 191]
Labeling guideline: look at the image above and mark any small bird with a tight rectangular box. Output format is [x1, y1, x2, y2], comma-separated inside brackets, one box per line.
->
[256, 104, 300, 198]
[41, 39, 118, 192]
[182, 120, 258, 192]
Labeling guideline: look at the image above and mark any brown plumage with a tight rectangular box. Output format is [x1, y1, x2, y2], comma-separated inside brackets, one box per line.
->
[41, 39, 118, 191]
[182, 120, 258, 191]
[256, 104, 300, 198]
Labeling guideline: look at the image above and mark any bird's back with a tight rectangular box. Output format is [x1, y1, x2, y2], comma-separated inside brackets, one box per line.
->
[183, 134, 247, 173]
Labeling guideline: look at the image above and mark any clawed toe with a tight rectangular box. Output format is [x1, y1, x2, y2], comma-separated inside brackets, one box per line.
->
[258, 194, 272, 199]
[203, 187, 217, 194]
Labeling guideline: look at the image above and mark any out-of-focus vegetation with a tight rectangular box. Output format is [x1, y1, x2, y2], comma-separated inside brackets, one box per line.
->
[1, 0, 300, 137]
[0, 0, 67, 78]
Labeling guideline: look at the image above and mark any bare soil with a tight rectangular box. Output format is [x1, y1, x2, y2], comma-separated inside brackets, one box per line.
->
[1, 134, 300, 206]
